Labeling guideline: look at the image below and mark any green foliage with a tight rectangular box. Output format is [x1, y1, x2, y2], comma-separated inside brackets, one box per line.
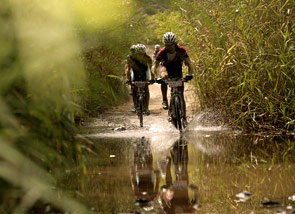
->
[152, 0, 295, 133]
[80, 47, 128, 115]
[0, 0, 135, 212]
[0, 0, 162, 211]
[77, 0, 165, 115]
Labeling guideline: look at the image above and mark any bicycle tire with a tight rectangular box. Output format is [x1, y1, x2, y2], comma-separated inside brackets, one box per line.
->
[174, 96, 182, 130]
[138, 95, 143, 127]
[170, 97, 177, 128]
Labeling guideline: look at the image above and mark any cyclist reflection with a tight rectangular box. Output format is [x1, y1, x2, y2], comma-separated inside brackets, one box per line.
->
[130, 137, 160, 212]
[158, 137, 200, 213]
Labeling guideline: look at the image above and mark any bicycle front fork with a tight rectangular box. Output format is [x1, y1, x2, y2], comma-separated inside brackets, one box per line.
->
[169, 94, 184, 118]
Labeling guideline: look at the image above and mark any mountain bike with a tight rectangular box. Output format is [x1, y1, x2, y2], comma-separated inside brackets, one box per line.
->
[156, 76, 191, 131]
[127, 80, 154, 127]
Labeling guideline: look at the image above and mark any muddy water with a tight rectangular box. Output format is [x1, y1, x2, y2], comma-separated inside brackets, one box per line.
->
[66, 118, 295, 214]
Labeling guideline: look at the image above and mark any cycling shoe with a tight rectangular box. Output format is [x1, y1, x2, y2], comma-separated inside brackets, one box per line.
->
[145, 109, 150, 116]
[162, 101, 168, 110]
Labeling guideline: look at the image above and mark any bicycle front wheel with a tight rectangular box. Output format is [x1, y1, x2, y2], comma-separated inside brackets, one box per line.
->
[138, 95, 143, 127]
[174, 96, 182, 130]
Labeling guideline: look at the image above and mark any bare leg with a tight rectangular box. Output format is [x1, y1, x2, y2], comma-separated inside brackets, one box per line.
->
[132, 86, 137, 108]
[161, 83, 168, 102]
[145, 86, 150, 109]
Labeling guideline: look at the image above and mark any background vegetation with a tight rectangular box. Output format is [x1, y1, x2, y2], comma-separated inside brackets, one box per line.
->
[1, 0, 294, 212]
[150, 0, 295, 133]
[0, 0, 157, 212]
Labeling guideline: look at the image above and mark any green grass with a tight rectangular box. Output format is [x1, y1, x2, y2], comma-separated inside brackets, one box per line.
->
[151, 0, 295, 133]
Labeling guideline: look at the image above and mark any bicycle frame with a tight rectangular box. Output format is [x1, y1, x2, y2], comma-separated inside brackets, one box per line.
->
[131, 81, 149, 127]
[165, 79, 185, 130]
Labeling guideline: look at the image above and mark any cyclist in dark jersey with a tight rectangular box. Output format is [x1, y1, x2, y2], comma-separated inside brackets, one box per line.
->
[125, 45, 136, 95]
[125, 44, 153, 115]
[152, 32, 194, 126]
[152, 44, 161, 62]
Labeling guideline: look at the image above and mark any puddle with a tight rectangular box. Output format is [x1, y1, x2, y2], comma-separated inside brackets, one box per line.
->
[64, 121, 295, 214]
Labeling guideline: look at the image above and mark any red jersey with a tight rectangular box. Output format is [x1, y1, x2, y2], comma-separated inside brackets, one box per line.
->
[155, 44, 189, 78]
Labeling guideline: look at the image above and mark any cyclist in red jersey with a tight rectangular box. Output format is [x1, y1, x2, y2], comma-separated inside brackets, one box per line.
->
[152, 32, 194, 126]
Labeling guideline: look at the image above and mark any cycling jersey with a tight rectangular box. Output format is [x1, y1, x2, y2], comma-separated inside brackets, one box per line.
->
[127, 54, 152, 81]
[155, 44, 189, 78]
[153, 50, 159, 57]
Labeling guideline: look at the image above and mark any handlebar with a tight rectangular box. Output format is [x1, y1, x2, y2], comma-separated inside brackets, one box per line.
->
[155, 75, 193, 84]
[126, 79, 155, 85]
[125, 74, 192, 85]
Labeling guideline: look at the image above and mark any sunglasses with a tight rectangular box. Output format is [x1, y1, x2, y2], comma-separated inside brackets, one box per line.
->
[165, 43, 174, 47]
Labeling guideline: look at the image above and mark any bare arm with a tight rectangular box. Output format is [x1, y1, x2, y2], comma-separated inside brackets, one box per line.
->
[148, 60, 155, 79]
[152, 60, 160, 77]
[125, 63, 132, 80]
[184, 57, 194, 75]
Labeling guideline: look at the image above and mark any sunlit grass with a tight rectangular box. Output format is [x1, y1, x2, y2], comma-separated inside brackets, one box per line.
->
[152, 0, 295, 133]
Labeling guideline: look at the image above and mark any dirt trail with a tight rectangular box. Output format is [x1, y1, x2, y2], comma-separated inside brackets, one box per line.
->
[94, 46, 198, 129]
[97, 79, 197, 130]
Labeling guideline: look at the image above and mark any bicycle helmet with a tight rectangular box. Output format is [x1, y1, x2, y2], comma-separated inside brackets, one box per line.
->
[163, 32, 176, 43]
[135, 44, 146, 54]
[130, 45, 136, 54]
[155, 44, 160, 50]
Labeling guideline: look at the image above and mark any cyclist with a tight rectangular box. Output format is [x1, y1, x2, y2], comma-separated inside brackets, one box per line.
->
[125, 44, 153, 115]
[152, 32, 194, 126]
[152, 44, 161, 62]
[125, 45, 136, 95]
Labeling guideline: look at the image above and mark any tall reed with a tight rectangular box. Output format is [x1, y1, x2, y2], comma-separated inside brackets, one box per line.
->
[152, 0, 295, 133]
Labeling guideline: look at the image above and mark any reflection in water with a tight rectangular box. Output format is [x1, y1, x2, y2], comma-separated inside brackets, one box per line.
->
[158, 136, 200, 214]
[131, 137, 160, 212]
[67, 131, 295, 214]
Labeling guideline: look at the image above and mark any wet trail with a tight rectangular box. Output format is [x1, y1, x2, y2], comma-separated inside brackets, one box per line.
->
[70, 47, 295, 214]
[86, 82, 198, 135]
[68, 83, 295, 214]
